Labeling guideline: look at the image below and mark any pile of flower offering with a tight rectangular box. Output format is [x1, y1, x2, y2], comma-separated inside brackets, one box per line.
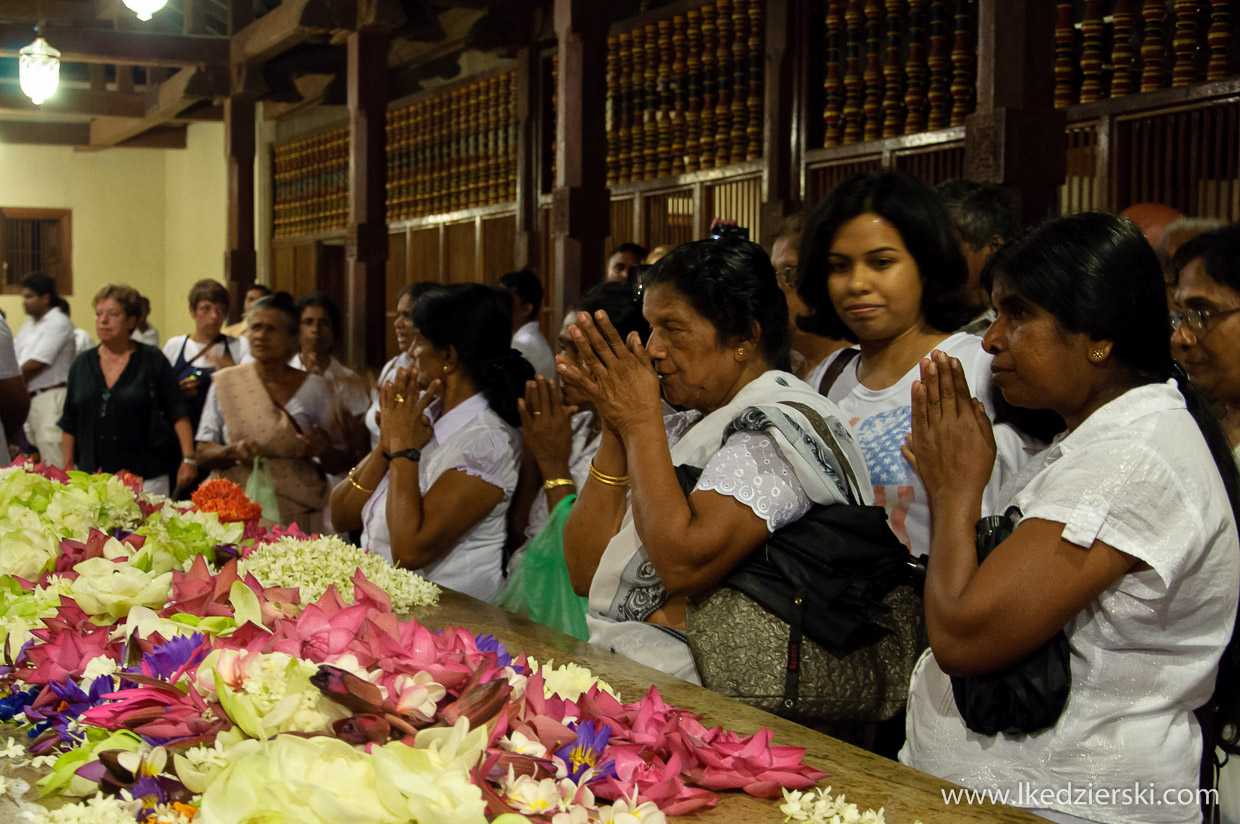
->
[0, 463, 901, 824]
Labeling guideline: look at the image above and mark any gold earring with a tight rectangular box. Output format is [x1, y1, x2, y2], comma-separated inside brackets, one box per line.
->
[442, 364, 449, 373]
[736, 346, 745, 358]
[1089, 348, 1107, 363]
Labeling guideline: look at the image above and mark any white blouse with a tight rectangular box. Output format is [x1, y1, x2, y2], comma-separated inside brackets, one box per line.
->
[366, 352, 412, 448]
[361, 392, 521, 601]
[901, 380, 1240, 824]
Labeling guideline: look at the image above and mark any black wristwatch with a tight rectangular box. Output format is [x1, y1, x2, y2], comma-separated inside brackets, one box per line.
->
[387, 448, 422, 463]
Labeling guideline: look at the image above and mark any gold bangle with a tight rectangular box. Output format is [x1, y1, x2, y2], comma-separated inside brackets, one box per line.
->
[347, 466, 374, 494]
[542, 477, 575, 491]
[588, 461, 630, 487]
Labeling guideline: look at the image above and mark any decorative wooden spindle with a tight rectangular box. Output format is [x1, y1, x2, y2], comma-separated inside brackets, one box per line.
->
[746, 0, 763, 160]
[1141, 0, 1167, 92]
[714, 0, 734, 167]
[1079, 0, 1104, 102]
[549, 58, 558, 190]
[730, 0, 749, 164]
[862, 0, 883, 140]
[1111, 0, 1136, 97]
[843, 0, 865, 143]
[824, 1, 845, 146]
[1172, 0, 1198, 86]
[671, 15, 688, 175]
[1207, 0, 1231, 79]
[1053, 1, 1075, 108]
[882, 0, 905, 137]
[700, 2, 718, 168]
[607, 35, 620, 186]
[507, 72, 518, 201]
[657, 19, 674, 178]
[926, 0, 949, 129]
[948, 0, 972, 126]
[685, 10, 703, 172]
[904, 0, 927, 134]
[618, 33, 634, 183]
[644, 23, 660, 179]
[468, 84, 482, 208]
[630, 27, 647, 180]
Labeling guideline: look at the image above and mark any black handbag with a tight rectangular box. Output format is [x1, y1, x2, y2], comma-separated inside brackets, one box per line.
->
[948, 505, 1072, 736]
[682, 401, 927, 722]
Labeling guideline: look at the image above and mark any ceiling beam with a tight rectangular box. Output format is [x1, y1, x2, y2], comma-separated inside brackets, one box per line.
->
[231, 0, 357, 66]
[0, 86, 146, 118]
[0, 120, 90, 146]
[0, 25, 228, 68]
[88, 65, 228, 148]
[0, 1, 99, 24]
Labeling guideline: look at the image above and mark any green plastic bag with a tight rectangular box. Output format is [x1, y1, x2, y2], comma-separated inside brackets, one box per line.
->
[492, 495, 590, 640]
[244, 456, 281, 524]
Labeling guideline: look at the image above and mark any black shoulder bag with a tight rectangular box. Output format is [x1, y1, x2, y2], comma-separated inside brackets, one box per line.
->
[948, 505, 1072, 735]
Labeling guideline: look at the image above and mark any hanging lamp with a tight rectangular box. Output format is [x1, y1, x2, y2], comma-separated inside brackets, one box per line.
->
[18, 35, 60, 105]
[121, 0, 168, 22]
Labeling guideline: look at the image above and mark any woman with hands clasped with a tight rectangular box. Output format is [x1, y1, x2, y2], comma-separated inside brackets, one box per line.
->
[560, 239, 869, 683]
[329, 284, 531, 600]
[899, 213, 1240, 824]
[195, 294, 349, 532]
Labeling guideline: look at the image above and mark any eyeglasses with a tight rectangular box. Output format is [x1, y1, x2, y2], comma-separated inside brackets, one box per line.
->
[1170, 306, 1240, 334]
[776, 266, 798, 289]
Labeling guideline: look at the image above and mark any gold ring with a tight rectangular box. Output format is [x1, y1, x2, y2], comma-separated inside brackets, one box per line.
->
[532, 410, 542, 416]
[394, 394, 406, 404]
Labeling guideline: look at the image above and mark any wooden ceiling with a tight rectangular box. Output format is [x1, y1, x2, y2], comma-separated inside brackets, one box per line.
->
[0, 0, 574, 150]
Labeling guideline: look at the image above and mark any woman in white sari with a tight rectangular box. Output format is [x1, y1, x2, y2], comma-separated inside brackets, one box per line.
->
[560, 239, 871, 683]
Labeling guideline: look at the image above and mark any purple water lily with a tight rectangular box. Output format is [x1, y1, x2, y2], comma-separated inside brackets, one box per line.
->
[474, 634, 513, 668]
[128, 634, 208, 682]
[23, 675, 115, 749]
[554, 720, 616, 784]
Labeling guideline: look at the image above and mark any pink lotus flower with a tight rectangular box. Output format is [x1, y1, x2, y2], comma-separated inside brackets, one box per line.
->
[81, 673, 229, 742]
[681, 727, 828, 797]
[22, 614, 120, 686]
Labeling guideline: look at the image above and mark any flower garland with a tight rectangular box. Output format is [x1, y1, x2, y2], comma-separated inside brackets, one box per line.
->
[0, 465, 902, 824]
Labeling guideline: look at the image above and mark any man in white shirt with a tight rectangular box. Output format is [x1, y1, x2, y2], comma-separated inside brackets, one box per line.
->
[14, 274, 75, 466]
[499, 269, 556, 379]
[0, 315, 29, 465]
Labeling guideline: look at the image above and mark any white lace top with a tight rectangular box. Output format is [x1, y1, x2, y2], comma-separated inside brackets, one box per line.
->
[695, 431, 812, 532]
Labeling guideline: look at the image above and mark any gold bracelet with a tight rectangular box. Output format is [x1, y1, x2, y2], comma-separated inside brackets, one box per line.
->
[588, 461, 630, 487]
[347, 466, 374, 494]
[542, 477, 575, 491]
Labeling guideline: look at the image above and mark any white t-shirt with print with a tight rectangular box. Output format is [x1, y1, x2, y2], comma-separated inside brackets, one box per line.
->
[807, 331, 1031, 556]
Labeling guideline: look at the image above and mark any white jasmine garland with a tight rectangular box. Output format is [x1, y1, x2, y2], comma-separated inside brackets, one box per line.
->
[238, 534, 439, 612]
[780, 787, 920, 824]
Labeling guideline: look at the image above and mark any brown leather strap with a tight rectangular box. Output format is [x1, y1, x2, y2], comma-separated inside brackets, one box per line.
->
[816, 348, 861, 396]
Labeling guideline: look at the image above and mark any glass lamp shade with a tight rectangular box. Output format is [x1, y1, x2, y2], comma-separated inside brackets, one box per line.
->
[122, 0, 168, 22]
[18, 38, 60, 105]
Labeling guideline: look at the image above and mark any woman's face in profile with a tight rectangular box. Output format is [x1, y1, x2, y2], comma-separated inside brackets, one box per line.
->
[983, 279, 1094, 418]
[1173, 258, 1240, 405]
[394, 293, 415, 354]
[825, 213, 924, 342]
[248, 308, 292, 363]
[642, 282, 743, 414]
[408, 327, 446, 392]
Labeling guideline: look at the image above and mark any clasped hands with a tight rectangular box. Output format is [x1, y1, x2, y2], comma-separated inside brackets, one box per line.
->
[556, 311, 662, 438]
[378, 366, 438, 453]
[903, 350, 998, 506]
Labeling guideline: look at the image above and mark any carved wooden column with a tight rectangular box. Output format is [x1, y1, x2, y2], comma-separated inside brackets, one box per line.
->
[514, 46, 540, 270]
[224, 0, 257, 320]
[224, 95, 257, 319]
[965, 0, 1065, 224]
[760, 0, 805, 238]
[552, 0, 609, 320]
[345, 29, 389, 367]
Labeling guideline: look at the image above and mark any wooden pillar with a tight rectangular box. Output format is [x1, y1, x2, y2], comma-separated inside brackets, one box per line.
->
[760, 0, 806, 239]
[552, 0, 609, 322]
[344, 29, 389, 368]
[965, 0, 1066, 223]
[514, 46, 540, 271]
[224, 95, 257, 318]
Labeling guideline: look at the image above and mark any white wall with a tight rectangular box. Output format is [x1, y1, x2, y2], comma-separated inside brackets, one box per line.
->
[0, 122, 235, 345]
